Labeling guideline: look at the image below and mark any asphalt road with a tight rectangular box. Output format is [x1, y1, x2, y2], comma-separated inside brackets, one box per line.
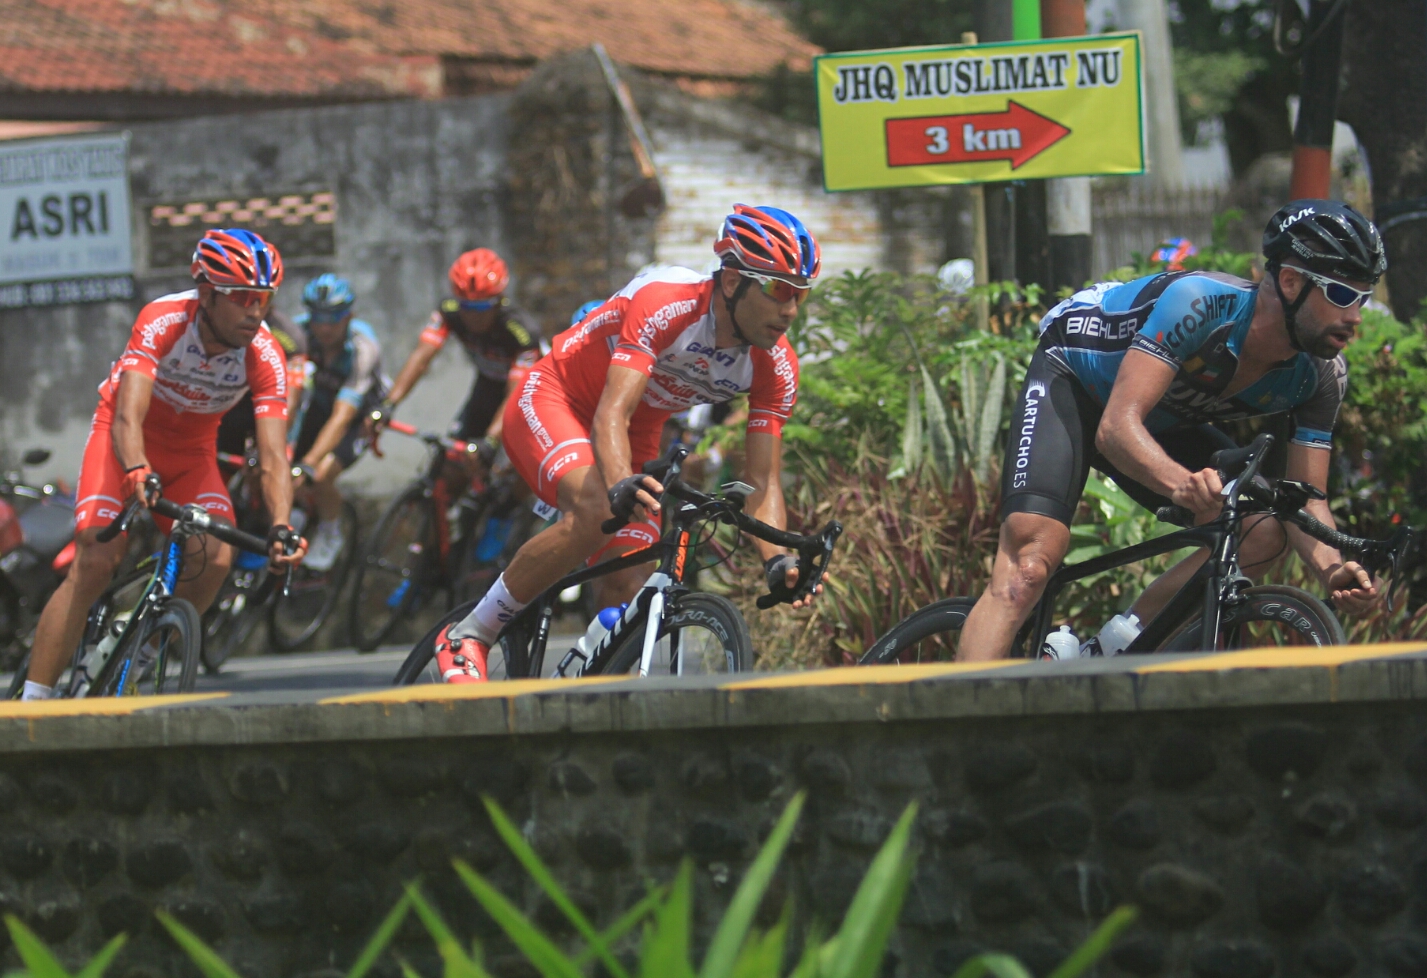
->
[192, 635, 583, 694]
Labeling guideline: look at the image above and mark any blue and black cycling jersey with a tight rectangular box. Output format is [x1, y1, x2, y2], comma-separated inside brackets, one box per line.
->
[1038, 270, 1345, 449]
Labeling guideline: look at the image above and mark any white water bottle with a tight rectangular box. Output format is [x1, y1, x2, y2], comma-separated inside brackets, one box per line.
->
[74, 611, 132, 694]
[576, 605, 626, 656]
[1095, 612, 1142, 657]
[1040, 625, 1081, 661]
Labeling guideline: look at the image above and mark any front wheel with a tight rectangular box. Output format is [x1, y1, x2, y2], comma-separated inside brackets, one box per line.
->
[93, 599, 202, 696]
[859, 597, 978, 665]
[1158, 584, 1346, 651]
[600, 592, 752, 676]
[350, 486, 436, 652]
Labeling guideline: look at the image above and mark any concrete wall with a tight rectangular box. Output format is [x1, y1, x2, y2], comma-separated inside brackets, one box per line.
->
[1, 650, 1426, 977]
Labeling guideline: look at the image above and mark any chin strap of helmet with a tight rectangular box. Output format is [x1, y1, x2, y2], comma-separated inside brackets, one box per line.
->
[196, 286, 241, 351]
[721, 270, 756, 346]
[1269, 261, 1311, 353]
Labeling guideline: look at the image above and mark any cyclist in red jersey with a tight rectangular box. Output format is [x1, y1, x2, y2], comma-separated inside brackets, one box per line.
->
[22, 229, 308, 700]
[433, 205, 822, 683]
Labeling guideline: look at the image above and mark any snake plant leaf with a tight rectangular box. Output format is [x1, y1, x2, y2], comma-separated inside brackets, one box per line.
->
[347, 892, 412, 978]
[973, 353, 1006, 486]
[639, 860, 696, 978]
[452, 864, 578, 978]
[1045, 906, 1138, 978]
[155, 912, 245, 978]
[821, 802, 918, 978]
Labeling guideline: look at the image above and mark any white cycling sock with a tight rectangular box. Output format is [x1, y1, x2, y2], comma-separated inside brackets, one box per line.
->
[21, 681, 54, 701]
[449, 573, 527, 645]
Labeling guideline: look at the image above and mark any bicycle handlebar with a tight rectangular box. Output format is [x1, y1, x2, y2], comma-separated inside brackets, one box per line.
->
[96, 480, 295, 561]
[382, 418, 479, 457]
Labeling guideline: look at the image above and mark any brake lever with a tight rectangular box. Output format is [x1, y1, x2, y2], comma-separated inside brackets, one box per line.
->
[755, 521, 843, 611]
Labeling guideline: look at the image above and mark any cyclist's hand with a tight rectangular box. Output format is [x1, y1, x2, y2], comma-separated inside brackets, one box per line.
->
[123, 466, 157, 509]
[366, 401, 395, 458]
[1327, 561, 1379, 613]
[607, 474, 663, 524]
[1172, 467, 1224, 524]
[267, 524, 308, 570]
[766, 553, 821, 610]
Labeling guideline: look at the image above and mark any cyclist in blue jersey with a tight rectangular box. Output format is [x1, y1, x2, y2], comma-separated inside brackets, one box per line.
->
[290, 274, 389, 571]
[961, 200, 1387, 660]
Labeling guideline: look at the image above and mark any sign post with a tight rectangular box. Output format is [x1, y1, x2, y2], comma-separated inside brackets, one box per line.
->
[814, 33, 1146, 193]
[0, 133, 133, 310]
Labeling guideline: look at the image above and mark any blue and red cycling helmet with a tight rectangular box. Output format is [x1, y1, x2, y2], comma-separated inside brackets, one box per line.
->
[714, 204, 821, 281]
[191, 228, 284, 289]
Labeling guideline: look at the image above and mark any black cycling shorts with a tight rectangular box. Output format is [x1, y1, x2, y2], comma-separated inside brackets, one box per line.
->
[1001, 344, 1237, 525]
[293, 388, 380, 471]
[454, 374, 508, 441]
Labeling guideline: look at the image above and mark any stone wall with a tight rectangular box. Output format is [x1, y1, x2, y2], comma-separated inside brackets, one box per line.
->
[3, 680, 1427, 977]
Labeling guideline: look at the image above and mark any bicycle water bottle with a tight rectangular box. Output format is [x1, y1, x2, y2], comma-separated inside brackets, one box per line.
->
[473, 517, 514, 563]
[1040, 625, 1081, 661]
[1091, 612, 1142, 657]
[576, 605, 626, 656]
[74, 611, 132, 695]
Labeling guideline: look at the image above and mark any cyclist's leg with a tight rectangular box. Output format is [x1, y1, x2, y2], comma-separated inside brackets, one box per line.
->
[29, 427, 131, 692]
[961, 352, 1091, 660]
[448, 374, 506, 488]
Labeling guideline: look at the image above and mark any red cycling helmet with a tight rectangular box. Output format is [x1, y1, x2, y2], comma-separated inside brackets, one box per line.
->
[190, 229, 284, 289]
[449, 248, 509, 300]
[714, 204, 821, 281]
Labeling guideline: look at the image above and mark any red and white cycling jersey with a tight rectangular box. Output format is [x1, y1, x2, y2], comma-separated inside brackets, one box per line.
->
[550, 265, 798, 436]
[95, 289, 288, 449]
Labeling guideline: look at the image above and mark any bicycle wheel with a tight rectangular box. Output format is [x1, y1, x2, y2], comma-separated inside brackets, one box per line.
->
[391, 600, 538, 684]
[1158, 584, 1346, 651]
[271, 501, 359, 651]
[350, 485, 436, 652]
[858, 597, 977, 665]
[601, 593, 752, 676]
[201, 567, 271, 673]
[93, 599, 202, 696]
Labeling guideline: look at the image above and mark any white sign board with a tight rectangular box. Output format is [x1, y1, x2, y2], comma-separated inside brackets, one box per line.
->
[0, 133, 133, 308]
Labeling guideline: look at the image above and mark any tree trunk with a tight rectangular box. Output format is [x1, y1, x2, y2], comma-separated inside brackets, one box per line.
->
[1339, 0, 1427, 322]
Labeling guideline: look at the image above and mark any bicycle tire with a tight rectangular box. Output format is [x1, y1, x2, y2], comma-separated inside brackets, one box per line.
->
[201, 570, 271, 673]
[271, 500, 359, 651]
[391, 600, 537, 685]
[599, 592, 752, 676]
[5, 651, 27, 699]
[1157, 584, 1346, 651]
[349, 485, 435, 652]
[94, 598, 202, 696]
[859, 597, 978, 665]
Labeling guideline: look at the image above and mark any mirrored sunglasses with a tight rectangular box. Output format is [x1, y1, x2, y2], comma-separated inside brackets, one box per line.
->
[741, 271, 811, 305]
[307, 309, 350, 324]
[214, 285, 274, 309]
[1291, 266, 1373, 308]
[458, 298, 498, 312]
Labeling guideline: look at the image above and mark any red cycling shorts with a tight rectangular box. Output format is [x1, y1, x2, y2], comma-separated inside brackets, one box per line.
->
[502, 365, 661, 557]
[74, 416, 234, 535]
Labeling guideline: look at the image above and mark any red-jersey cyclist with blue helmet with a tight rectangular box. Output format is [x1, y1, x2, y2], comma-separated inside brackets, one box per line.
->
[433, 204, 823, 683]
[22, 229, 309, 700]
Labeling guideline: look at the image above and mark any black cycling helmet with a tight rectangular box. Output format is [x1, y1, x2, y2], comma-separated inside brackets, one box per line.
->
[1263, 199, 1386, 284]
[1262, 199, 1385, 353]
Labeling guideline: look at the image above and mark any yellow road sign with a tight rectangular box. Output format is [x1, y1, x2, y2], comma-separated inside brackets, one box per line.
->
[816, 33, 1146, 191]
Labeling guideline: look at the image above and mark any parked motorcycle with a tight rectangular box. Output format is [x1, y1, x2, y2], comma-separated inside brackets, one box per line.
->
[0, 449, 76, 665]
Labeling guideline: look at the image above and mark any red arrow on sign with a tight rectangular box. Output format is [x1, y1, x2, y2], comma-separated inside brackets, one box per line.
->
[885, 101, 1072, 170]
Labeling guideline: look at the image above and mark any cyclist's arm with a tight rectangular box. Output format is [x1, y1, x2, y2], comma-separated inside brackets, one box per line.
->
[1097, 350, 1223, 520]
[1282, 443, 1377, 610]
[254, 414, 305, 566]
[385, 340, 441, 407]
[592, 365, 661, 516]
[742, 431, 788, 562]
[111, 372, 155, 473]
[298, 399, 359, 472]
[285, 355, 306, 422]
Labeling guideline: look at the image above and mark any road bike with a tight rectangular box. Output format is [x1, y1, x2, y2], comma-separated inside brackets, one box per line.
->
[393, 443, 842, 683]
[8, 477, 297, 697]
[0, 448, 76, 666]
[200, 451, 357, 671]
[860, 433, 1425, 663]
[349, 421, 547, 651]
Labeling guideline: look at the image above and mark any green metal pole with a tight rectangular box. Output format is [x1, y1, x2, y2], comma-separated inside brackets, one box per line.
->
[1013, 0, 1041, 39]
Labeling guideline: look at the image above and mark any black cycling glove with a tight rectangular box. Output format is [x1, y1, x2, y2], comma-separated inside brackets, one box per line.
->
[764, 553, 800, 593]
[607, 475, 658, 522]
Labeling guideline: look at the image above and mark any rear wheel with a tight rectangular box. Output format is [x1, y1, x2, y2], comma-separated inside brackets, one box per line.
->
[601, 593, 752, 676]
[859, 597, 977, 665]
[271, 501, 359, 650]
[94, 599, 202, 696]
[1159, 584, 1345, 651]
[350, 486, 436, 651]
[201, 568, 271, 673]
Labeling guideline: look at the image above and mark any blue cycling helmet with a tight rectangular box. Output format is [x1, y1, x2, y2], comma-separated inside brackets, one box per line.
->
[302, 274, 355, 317]
[570, 300, 604, 325]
